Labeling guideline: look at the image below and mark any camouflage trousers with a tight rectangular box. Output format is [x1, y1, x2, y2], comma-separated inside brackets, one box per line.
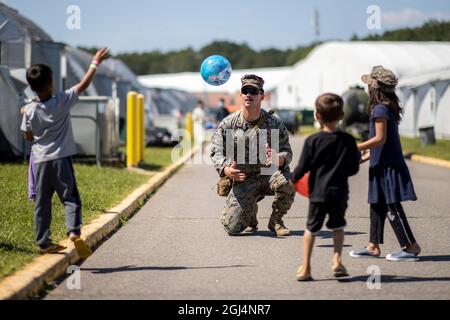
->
[221, 170, 295, 235]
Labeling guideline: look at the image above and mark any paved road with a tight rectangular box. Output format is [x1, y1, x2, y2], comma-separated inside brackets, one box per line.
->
[47, 135, 450, 300]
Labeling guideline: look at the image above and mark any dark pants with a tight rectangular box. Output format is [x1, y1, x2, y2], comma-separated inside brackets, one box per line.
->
[307, 200, 347, 235]
[370, 202, 416, 248]
[34, 157, 82, 248]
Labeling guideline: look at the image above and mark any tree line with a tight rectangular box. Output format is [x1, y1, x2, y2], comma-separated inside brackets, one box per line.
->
[352, 20, 450, 41]
[79, 20, 450, 75]
[108, 42, 315, 75]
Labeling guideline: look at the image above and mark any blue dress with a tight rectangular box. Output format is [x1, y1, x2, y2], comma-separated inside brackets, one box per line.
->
[368, 104, 417, 204]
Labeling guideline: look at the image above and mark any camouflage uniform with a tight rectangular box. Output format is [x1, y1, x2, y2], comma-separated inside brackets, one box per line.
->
[210, 108, 295, 236]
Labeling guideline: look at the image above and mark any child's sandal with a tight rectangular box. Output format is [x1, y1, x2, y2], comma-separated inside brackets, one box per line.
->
[39, 243, 67, 254]
[332, 264, 349, 278]
[296, 265, 313, 281]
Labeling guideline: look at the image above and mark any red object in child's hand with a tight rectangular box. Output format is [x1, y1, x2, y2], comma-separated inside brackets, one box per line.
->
[295, 172, 310, 198]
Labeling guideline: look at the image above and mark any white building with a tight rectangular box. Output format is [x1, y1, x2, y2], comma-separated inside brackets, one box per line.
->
[275, 41, 450, 110]
[138, 67, 292, 108]
[138, 41, 450, 139]
[398, 67, 450, 138]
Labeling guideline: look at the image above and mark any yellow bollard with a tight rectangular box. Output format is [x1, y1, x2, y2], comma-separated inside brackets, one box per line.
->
[127, 92, 138, 167]
[185, 112, 193, 145]
[137, 94, 145, 163]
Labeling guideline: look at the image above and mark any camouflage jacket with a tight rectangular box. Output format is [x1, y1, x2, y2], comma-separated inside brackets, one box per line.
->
[210, 108, 292, 177]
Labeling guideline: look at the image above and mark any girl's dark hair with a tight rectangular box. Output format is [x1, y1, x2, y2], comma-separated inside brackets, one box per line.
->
[368, 86, 403, 123]
[26, 64, 53, 92]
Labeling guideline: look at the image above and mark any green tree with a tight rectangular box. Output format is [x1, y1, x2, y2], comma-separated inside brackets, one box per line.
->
[357, 20, 450, 42]
[109, 19, 450, 75]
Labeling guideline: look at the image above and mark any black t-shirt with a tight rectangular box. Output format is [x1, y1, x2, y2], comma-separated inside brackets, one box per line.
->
[292, 130, 361, 203]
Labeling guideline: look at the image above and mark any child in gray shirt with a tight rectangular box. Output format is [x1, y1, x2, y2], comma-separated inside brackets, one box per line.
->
[21, 48, 110, 256]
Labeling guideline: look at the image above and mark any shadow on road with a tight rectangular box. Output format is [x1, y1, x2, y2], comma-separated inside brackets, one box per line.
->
[82, 264, 254, 274]
[339, 274, 450, 283]
[416, 255, 450, 262]
[239, 230, 300, 238]
[317, 244, 352, 248]
[317, 230, 367, 239]
[239, 230, 366, 239]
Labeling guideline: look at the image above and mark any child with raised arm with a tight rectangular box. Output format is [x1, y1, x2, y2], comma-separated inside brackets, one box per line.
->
[292, 93, 360, 281]
[349, 66, 421, 261]
[21, 48, 110, 256]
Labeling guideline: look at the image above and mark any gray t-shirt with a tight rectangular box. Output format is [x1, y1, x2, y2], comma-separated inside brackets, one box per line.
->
[21, 86, 79, 164]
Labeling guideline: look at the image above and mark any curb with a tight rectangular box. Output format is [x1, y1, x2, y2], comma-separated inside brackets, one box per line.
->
[0, 147, 198, 300]
[408, 154, 450, 169]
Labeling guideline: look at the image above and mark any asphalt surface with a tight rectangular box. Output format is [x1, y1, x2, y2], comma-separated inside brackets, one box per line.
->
[46, 135, 450, 300]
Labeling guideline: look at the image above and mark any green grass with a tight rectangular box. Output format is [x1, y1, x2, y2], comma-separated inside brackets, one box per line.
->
[119, 145, 179, 171]
[298, 125, 320, 137]
[0, 146, 174, 280]
[401, 136, 450, 161]
[298, 127, 450, 161]
[140, 146, 177, 171]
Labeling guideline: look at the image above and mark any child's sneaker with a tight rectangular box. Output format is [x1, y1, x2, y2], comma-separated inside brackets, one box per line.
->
[386, 250, 419, 262]
[72, 238, 92, 259]
[349, 248, 380, 258]
[243, 225, 258, 233]
[39, 243, 67, 254]
[69, 232, 92, 258]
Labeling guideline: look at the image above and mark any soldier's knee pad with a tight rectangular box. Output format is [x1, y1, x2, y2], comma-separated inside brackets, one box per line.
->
[225, 228, 240, 236]
[223, 223, 242, 236]
[225, 214, 247, 235]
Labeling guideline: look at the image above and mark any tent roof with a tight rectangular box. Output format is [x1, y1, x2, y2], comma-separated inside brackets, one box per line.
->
[138, 67, 292, 93]
[0, 3, 52, 42]
[399, 66, 450, 88]
[277, 41, 450, 109]
[65, 46, 144, 91]
[291, 41, 450, 79]
[106, 59, 144, 90]
[65, 46, 116, 77]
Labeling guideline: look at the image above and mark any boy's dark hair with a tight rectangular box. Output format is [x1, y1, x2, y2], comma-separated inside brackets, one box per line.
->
[315, 93, 344, 123]
[368, 86, 403, 124]
[26, 64, 53, 92]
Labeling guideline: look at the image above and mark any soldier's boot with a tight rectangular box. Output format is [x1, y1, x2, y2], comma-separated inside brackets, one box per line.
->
[268, 218, 290, 237]
[244, 225, 258, 233]
[244, 210, 258, 233]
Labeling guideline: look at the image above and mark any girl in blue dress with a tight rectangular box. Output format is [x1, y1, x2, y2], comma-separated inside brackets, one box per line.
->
[350, 66, 421, 262]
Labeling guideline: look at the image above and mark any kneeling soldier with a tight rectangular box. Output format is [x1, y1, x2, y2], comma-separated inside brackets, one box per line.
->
[210, 74, 295, 237]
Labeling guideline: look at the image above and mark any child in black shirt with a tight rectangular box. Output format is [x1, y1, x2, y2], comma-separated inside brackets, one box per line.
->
[292, 93, 360, 281]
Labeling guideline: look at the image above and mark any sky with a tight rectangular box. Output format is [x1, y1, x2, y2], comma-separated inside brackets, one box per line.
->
[3, 0, 450, 54]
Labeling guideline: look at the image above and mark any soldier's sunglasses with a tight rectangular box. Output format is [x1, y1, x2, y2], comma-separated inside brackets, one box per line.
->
[241, 87, 260, 95]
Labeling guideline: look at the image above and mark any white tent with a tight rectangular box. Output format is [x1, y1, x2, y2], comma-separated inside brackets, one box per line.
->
[0, 3, 66, 91]
[138, 67, 292, 95]
[398, 66, 450, 138]
[275, 41, 450, 110]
